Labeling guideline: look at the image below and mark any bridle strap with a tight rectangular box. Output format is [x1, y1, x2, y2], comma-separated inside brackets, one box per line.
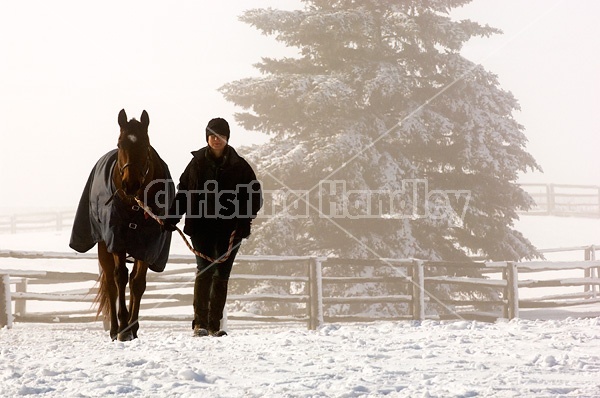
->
[107, 147, 152, 206]
[117, 147, 152, 187]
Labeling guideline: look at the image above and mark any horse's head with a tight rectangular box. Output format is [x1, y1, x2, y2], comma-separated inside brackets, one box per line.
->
[116, 109, 151, 197]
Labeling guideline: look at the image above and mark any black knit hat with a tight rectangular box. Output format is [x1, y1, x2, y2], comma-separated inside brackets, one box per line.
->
[206, 118, 230, 142]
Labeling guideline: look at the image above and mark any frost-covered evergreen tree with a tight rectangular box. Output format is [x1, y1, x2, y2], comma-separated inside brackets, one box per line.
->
[221, 0, 541, 261]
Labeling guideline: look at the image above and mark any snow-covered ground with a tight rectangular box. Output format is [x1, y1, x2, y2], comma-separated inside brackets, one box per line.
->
[1, 318, 599, 397]
[0, 215, 599, 397]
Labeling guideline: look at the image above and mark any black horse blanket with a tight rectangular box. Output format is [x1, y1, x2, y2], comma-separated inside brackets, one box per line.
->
[69, 149, 174, 272]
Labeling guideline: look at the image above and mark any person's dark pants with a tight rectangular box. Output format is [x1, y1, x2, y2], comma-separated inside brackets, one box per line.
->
[191, 232, 241, 332]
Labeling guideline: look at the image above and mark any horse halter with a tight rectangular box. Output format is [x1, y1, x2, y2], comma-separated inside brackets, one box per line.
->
[106, 146, 152, 206]
[118, 146, 151, 186]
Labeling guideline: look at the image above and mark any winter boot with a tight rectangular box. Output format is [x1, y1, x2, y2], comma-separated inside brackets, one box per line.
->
[193, 326, 209, 337]
[209, 330, 228, 337]
[192, 272, 211, 337]
[208, 278, 229, 336]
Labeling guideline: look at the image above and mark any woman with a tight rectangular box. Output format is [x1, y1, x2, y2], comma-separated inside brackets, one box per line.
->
[165, 117, 262, 337]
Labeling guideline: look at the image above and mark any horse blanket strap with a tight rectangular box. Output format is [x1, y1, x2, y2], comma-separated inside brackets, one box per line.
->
[69, 149, 174, 272]
[134, 197, 237, 264]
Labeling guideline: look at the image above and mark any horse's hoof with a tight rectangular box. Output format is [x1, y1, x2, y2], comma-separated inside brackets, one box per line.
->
[117, 331, 134, 341]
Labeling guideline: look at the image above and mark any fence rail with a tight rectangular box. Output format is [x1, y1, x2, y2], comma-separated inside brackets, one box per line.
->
[519, 183, 600, 217]
[0, 211, 75, 234]
[1, 245, 599, 329]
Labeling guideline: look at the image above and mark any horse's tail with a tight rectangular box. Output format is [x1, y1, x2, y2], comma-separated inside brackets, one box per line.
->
[94, 272, 111, 320]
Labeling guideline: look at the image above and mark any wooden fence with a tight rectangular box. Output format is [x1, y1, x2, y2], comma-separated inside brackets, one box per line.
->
[519, 183, 600, 217]
[0, 210, 75, 234]
[1, 246, 599, 330]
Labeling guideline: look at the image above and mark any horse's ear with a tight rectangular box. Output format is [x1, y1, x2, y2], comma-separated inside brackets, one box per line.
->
[141, 110, 149, 129]
[118, 109, 127, 128]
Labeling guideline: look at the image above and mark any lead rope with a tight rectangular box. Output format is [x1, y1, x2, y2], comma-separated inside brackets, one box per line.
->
[133, 197, 236, 264]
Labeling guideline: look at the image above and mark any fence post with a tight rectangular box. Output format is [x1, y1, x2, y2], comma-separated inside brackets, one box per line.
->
[411, 260, 425, 321]
[307, 257, 323, 330]
[0, 275, 13, 329]
[592, 246, 598, 298]
[15, 278, 27, 316]
[584, 247, 591, 294]
[504, 262, 519, 319]
[502, 264, 509, 319]
[584, 246, 598, 298]
[547, 184, 555, 215]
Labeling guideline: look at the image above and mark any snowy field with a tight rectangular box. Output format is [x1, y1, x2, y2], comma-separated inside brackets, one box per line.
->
[1, 318, 599, 397]
[0, 318, 600, 397]
[0, 215, 599, 397]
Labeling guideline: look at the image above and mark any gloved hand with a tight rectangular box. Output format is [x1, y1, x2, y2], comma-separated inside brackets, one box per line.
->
[236, 220, 252, 240]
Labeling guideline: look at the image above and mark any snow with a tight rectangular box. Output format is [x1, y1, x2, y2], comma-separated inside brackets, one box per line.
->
[1, 318, 599, 397]
[0, 215, 599, 396]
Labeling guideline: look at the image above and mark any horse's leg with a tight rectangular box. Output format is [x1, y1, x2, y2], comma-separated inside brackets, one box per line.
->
[97, 242, 119, 340]
[113, 252, 132, 341]
[128, 260, 148, 339]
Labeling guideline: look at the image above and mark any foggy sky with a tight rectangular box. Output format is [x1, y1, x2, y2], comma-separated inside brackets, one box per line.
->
[0, 0, 598, 211]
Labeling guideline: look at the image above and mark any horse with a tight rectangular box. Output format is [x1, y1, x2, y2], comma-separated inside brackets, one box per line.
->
[70, 109, 174, 341]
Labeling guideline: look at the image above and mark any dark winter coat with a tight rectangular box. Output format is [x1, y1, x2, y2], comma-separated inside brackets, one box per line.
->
[69, 149, 174, 272]
[169, 146, 262, 238]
